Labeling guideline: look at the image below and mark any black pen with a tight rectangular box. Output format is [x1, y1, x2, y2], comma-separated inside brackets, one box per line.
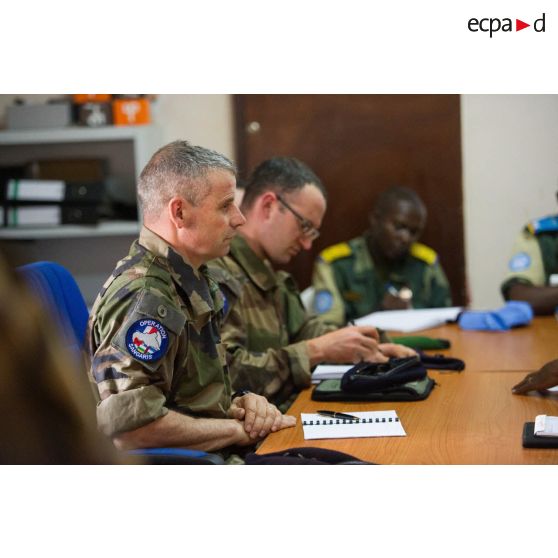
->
[317, 410, 360, 421]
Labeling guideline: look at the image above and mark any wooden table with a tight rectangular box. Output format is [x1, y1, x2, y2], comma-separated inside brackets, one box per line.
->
[257, 317, 558, 464]
[404, 316, 558, 371]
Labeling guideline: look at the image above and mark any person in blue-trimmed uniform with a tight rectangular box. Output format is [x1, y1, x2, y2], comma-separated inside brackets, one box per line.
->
[501, 201, 558, 315]
[311, 186, 452, 326]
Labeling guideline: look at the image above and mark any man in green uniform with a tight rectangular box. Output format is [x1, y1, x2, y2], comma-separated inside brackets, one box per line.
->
[500, 204, 558, 315]
[311, 186, 452, 326]
[210, 158, 414, 409]
[86, 141, 296, 453]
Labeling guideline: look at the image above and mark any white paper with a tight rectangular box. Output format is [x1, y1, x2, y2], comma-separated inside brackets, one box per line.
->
[311, 364, 352, 384]
[534, 415, 558, 437]
[8, 206, 61, 226]
[301, 410, 406, 440]
[8, 179, 65, 201]
[354, 306, 463, 333]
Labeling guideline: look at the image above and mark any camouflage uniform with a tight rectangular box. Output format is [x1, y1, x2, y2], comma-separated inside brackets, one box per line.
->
[86, 226, 232, 438]
[210, 235, 337, 409]
[311, 234, 452, 326]
[501, 214, 558, 298]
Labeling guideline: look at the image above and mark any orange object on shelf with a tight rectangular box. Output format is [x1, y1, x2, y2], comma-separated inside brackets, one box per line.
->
[112, 98, 150, 126]
[72, 94, 112, 104]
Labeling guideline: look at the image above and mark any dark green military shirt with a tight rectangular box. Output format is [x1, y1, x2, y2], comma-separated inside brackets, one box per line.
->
[501, 214, 558, 298]
[311, 234, 452, 326]
[86, 226, 232, 437]
[209, 235, 337, 408]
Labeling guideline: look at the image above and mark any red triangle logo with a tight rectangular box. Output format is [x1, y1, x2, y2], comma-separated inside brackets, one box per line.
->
[516, 19, 530, 31]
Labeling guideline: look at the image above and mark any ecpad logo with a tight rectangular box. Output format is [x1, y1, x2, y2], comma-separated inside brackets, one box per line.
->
[468, 13, 546, 37]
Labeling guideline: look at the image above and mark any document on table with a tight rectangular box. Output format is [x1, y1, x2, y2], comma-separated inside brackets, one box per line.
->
[311, 364, 352, 384]
[534, 415, 558, 437]
[301, 410, 406, 440]
[354, 306, 463, 333]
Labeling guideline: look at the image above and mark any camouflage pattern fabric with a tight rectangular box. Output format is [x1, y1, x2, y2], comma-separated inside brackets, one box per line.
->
[311, 234, 452, 326]
[209, 235, 337, 409]
[86, 226, 232, 437]
[501, 217, 558, 298]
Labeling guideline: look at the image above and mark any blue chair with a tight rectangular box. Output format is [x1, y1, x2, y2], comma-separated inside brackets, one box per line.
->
[18, 261, 224, 465]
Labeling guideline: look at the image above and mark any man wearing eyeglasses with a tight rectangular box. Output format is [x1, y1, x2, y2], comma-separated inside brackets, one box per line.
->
[210, 157, 414, 410]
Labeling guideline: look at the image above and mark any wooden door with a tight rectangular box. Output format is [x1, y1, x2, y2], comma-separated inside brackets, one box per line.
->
[235, 95, 466, 305]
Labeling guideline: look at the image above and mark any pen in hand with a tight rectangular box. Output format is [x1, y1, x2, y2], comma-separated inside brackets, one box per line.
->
[317, 410, 360, 421]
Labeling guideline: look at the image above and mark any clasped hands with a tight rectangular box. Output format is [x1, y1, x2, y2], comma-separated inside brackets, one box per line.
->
[228, 392, 296, 444]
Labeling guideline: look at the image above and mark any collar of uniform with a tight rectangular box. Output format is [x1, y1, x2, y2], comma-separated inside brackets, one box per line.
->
[353, 235, 376, 277]
[139, 226, 217, 319]
[230, 235, 277, 291]
[361, 231, 411, 278]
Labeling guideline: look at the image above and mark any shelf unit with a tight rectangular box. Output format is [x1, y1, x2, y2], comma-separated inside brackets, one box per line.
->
[0, 124, 161, 304]
[0, 124, 160, 239]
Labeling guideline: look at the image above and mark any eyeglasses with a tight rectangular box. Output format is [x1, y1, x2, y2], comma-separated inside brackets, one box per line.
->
[276, 194, 320, 241]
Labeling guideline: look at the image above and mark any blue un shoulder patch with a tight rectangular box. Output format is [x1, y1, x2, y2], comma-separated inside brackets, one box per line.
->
[313, 289, 334, 314]
[509, 252, 531, 272]
[125, 319, 169, 362]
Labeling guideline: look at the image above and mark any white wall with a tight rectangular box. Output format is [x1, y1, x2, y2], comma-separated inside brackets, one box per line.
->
[2, 94, 557, 308]
[152, 95, 235, 159]
[461, 95, 558, 309]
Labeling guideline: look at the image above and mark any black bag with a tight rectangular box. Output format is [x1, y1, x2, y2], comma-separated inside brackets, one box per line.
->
[417, 351, 465, 371]
[245, 446, 375, 464]
[312, 376, 435, 402]
[340, 356, 426, 392]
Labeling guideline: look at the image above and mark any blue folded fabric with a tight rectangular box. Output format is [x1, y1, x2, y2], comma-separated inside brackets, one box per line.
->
[458, 301, 534, 331]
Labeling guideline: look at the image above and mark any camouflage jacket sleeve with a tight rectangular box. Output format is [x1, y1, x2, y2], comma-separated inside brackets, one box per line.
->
[501, 229, 546, 297]
[220, 291, 313, 402]
[310, 257, 347, 326]
[87, 287, 186, 437]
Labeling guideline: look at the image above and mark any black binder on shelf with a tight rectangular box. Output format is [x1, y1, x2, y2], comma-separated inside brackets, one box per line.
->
[0, 179, 105, 204]
[1, 205, 99, 227]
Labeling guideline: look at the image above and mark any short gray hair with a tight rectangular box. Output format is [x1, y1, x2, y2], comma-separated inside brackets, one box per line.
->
[137, 140, 236, 218]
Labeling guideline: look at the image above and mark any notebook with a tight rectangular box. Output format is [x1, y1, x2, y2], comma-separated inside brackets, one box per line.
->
[301, 410, 406, 440]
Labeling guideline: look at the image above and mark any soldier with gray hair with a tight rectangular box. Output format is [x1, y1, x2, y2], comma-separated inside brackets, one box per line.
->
[86, 140, 296, 455]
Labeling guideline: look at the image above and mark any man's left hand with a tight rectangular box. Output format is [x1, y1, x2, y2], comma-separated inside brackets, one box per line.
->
[228, 393, 294, 439]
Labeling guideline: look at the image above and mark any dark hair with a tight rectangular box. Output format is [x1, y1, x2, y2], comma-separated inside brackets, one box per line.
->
[241, 156, 326, 210]
[373, 185, 426, 217]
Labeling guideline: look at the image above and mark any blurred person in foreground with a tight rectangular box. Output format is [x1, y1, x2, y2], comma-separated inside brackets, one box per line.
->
[0, 250, 120, 464]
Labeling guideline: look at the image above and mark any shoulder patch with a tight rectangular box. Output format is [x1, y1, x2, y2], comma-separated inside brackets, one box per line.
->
[313, 289, 334, 314]
[111, 289, 185, 372]
[527, 214, 558, 235]
[125, 318, 169, 362]
[320, 242, 352, 263]
[410, 242, 437, 265]
[508, 252, 531, 272]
